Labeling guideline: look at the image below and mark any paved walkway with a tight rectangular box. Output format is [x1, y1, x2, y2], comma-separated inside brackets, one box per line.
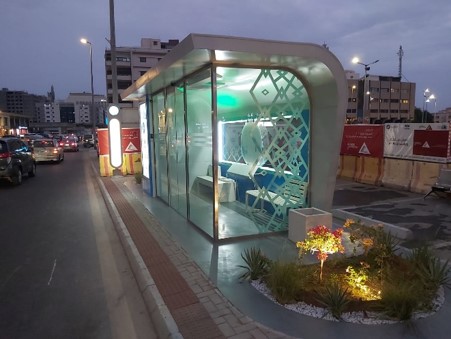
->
[94, 159, 451, 338]
[99, 176, 291, 339]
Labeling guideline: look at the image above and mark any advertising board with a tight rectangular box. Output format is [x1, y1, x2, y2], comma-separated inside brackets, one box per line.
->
[340, 125, 384, 158]
[384, 123, 450, 162]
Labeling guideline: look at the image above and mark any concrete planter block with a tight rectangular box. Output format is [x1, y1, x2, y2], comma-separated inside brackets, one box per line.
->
[288, 207, 332, 243]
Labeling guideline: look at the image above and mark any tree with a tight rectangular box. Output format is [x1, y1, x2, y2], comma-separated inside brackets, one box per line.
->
[413, 107, 433, 123]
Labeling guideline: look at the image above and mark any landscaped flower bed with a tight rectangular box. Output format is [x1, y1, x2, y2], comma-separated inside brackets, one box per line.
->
[238, 219, 451, 323]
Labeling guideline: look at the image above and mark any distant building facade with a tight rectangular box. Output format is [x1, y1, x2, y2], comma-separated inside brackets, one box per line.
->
[0, 87, 49, 120]
[345, 71, 416, 124]
[31, 92, 107, 135]
[433, 107, 451, 123]
[104, 38, 179, 127]
[65, 92, 107, 125]
[0, 111, 30, 136]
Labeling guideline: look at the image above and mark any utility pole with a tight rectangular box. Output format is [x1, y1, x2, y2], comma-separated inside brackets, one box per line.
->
[108, 0, 122, 170]
[109, 0, 118, 105]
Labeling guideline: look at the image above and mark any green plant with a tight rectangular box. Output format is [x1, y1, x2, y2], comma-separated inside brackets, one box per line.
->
[297, 225, 345, 282]
[419, 257, 451, 290]
[238, 247, 271, 281]
[371, 230, 399, 275]
[377, 277, 423, 321]
[408, 245, 435, 269]
[266, 261, 304, 304]
[343, 219, 377, 255]
[315, 282, 350, 320]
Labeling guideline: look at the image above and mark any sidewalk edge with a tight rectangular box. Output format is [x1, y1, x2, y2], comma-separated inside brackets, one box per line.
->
[96, 175, 182, 339]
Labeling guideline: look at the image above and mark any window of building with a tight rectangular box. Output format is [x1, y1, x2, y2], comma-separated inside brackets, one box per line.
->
[116, 56, 131, 62]
[117, 67, 131, 76]
[140, 57, 146, 62]
[401, 99, 409, 104]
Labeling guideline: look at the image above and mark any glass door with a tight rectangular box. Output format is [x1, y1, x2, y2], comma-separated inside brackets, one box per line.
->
[166, 87, 187, 217]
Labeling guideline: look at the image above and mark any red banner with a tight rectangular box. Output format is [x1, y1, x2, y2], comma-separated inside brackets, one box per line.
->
[98, 128, 141, 155]
[121, 128, 141, 154]
[413, 130, 450, 157]
[340, 125, 384, 158]
[98, 128, 109, 156]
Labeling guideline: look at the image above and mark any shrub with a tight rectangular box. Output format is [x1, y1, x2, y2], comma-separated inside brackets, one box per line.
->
[344, 219, 378, 255]
[408, 245, 435, 270]
[419, 257, 451, 291]
[265, 261, 304, 304]
[368, 230, 400, 277]
[238, 247, 271, 281]
[315, 282, 350, 320]
[297, 225, 345, 282]
[376, 267, 423, 321]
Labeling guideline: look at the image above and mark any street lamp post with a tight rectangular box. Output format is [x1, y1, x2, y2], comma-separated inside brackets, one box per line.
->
[80, 38, 96, 133]
[352, 57, 379, 123]
[422, 88, 436, 123]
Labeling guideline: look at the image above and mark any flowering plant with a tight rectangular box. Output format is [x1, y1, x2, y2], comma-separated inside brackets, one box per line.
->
[343, 219, 378, 255]
[296, 225, 345, 281]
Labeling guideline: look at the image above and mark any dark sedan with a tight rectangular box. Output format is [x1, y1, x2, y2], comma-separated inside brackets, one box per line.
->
[59, 137, 79, 152]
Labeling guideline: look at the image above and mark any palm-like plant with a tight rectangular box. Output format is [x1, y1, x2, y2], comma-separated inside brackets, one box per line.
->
[238, 247, 271, 281]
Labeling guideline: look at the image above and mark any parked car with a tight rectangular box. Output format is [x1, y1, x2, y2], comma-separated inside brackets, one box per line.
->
[59, 137, 79, 152]
[0, 137, 36, 185]
[33, 139, 64, 163]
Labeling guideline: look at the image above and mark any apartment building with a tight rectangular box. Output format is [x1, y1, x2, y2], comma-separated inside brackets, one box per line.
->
[433, 107, 451, 123]
[345, 71, 416, 123]
[0, 88, 48, 120]
[104, 38, 179, 109]
[65, 92, 107, 125]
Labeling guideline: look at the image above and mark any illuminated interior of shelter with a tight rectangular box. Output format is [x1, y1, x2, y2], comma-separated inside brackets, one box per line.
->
[124, 34, 347, 241]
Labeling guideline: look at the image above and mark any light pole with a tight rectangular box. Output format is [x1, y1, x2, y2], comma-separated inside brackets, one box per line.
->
[422, 88, 436, 123]
[352, 57, 379, 123]
[80, 38, 96, 133]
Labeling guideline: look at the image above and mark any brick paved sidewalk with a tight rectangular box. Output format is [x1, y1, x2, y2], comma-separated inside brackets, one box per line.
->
[100, 177, 292, 339]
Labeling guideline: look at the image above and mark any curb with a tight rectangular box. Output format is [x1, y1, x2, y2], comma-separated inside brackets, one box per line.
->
[332, 208, 413, 240]
[96, 174, 182, 339]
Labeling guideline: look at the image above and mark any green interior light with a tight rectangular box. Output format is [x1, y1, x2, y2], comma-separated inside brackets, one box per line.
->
[217, 94, 237, 107]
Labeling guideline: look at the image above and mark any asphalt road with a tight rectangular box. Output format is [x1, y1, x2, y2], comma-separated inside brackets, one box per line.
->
[0, 148, 157, 339]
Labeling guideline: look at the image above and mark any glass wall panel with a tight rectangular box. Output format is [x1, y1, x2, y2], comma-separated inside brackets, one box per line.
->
[152, 92, 169, 203]
[216, 67, 310, 239]
[186, 71, 214, 237]
[166, 87, 187, 217]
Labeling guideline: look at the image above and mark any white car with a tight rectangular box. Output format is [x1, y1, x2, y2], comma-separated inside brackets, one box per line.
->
[33, 139, 64, 163]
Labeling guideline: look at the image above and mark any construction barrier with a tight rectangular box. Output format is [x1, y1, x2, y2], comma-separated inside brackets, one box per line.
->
[410, 161, 441, 194]
[354, 156, 384, 186]
[122, 153, 142, 175]
[338, 155, 357, 180]
[99, 155, 115, 177]
[382, 158, 413, 191]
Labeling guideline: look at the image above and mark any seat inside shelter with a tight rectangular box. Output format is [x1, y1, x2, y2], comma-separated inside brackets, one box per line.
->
[122, 34, 347, 241]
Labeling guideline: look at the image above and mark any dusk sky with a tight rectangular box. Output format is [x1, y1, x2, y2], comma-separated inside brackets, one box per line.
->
[2, 0, 451, 110]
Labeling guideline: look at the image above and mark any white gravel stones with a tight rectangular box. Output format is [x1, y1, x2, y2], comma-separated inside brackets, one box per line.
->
[251, 279, 445, 324]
